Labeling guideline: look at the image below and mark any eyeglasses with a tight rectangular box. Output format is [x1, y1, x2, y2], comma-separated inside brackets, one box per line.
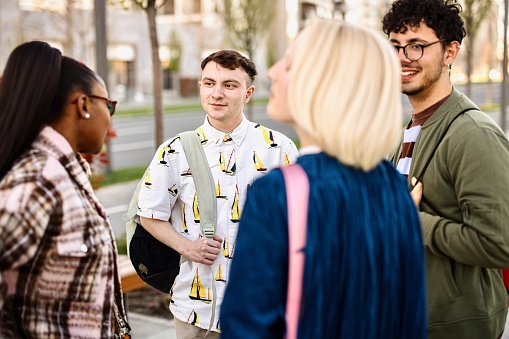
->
[87, 94, 117, 116]
[392, 39, 446, 61]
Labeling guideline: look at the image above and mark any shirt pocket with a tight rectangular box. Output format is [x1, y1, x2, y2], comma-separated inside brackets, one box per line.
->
[35, 230, 103, 303]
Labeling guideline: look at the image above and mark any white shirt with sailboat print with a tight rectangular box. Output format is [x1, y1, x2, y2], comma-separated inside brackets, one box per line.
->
[137, 115, 299, 332]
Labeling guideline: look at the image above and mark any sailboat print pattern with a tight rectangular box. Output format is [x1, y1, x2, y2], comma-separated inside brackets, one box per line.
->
[168, 184, 178, 196]
[189, 268, 212, 303]
[222, 236, 235, 260]
[219, 151, 236, 175]
[252, 151, 267, 172]
[193, 193, 200, 223]
[181, 203, 188, 235]
[215, 265, 226, 282]
[284, 153, 291, 166]
[158, 140, 179, 165]
[216, 180, 228, 199]
[197, 127, 208, 145]
[222, 236, 229, 258]
[181, 168, 192, 176]
[231, 185, 241, 223]
[138, 118, 299, 332]
[187, 309, 199, 326]
[144, 169, 152, 188]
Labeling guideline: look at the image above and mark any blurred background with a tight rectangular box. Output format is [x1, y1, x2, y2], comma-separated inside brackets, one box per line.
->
[0, 0, 502, 104]
[0, 0, 506, 174]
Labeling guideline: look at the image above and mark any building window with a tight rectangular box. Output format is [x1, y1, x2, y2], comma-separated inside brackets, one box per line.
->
[162, 0, 175, 15]
[19, 0, 92, 11]
[183, 0, 200, 14]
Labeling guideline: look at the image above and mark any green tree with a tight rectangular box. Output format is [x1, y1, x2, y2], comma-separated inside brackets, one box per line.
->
[167, 30, 181, 73]
[217, 0, 277, 119]
[218, 0, 276, 59]
[110, 0, 167, 148]
[460, 0, 493, 98]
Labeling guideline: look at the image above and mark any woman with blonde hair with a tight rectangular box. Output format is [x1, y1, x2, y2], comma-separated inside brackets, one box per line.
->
[221, 20, 426, 338]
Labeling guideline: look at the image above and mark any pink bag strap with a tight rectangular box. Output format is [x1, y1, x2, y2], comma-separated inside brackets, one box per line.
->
[281, 164, 309, 339]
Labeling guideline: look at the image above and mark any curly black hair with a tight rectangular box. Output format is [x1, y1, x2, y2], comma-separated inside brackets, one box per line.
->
[382, 0, 466, 44]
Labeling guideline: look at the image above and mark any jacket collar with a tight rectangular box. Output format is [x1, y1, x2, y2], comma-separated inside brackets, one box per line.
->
[422, 87, 479, 129]
[34, 126, 94, 194]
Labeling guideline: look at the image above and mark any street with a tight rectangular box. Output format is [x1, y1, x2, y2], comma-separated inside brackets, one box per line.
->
[109, 106, 297, 170]
[100, 106, 298, 237]
[101, 82, 508, 237]
[95, 82, 509, 337]
[110, 82, 505, 172]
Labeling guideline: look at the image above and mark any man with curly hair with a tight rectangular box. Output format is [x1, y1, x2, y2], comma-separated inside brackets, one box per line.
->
[383, 0, 509, 338]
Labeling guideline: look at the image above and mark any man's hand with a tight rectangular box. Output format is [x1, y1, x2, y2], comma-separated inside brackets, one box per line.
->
[182, 235, 222, 265]
[410, 176, 423, 208]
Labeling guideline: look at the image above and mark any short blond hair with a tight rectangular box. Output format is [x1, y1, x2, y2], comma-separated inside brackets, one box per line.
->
[289, 19, 402, 171]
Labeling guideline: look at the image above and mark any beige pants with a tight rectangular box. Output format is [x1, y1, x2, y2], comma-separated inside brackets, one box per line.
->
[173, 317, 220, 339]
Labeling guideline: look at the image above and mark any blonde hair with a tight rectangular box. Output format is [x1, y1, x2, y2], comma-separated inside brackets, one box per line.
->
[289, 20, 402, 171]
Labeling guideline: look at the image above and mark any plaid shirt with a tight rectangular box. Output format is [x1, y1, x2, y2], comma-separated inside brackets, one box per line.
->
[0, 127, 126, 338]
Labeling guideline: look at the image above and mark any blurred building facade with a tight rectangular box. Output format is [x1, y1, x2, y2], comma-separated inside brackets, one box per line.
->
[0, 0, 502, 104]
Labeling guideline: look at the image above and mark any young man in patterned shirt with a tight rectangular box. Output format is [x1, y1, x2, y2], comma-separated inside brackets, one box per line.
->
[137, 50, 299, 338]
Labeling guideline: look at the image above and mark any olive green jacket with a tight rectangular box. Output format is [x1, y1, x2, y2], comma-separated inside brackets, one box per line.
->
[390, 88, 509, 339]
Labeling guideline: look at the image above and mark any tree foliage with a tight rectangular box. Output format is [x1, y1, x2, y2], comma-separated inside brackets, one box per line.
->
[217, 0, 276, 119]
[460, 0, 493, 97]
[109, 0, 167, 148]
[218, 0, 276, 58]
[166, 30, 181, 72]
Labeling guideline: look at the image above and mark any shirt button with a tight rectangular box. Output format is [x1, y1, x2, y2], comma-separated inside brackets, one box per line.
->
[81, 244, 89, 253]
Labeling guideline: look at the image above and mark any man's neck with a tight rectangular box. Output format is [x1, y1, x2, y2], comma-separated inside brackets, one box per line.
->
[408, 81, 453, 114]
[207, 115, 243, 133]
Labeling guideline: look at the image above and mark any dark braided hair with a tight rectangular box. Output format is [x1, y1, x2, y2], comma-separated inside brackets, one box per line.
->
[382, 0, 466, 45]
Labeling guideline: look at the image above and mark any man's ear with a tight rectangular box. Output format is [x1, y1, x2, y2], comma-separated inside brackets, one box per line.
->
[444, 41, 461, 67]
[245, 85, 255, 103]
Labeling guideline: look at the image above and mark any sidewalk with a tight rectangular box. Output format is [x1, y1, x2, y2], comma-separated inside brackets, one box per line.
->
[128, 312, 176, 339]
[96, 182, 177, 338]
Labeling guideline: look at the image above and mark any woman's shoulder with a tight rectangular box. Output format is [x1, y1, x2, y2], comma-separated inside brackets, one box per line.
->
[251, 166, 285, 192]
[0, 150, 60, 212]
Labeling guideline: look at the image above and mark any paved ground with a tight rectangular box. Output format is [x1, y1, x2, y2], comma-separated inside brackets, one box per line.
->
[97, 177, 509, 339]
[96, 182, 177, 338]
[503, 312, 509, 339]
[128, 312, 176, 339]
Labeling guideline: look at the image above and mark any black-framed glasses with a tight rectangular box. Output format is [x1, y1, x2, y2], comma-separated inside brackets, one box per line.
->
[87, 94, 117, 116]
[392, 39, 446, 61]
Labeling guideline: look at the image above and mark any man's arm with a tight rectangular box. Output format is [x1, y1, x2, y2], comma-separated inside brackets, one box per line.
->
[139, 216, 221, 265]
[421, 124, 509, 268]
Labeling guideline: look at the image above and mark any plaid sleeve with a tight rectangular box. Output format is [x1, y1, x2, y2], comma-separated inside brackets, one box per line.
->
[0, 181, 53, 270]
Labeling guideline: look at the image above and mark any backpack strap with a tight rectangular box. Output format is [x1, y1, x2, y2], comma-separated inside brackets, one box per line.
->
[415, 107, 478, 184]
[123, 167, 149, 258]
[179, 130, 218, 335]
[179, 131, 216, 239]
[414, 107, 479, 214]
[282, 164, 310, 339]
[124, 131, 219, 331]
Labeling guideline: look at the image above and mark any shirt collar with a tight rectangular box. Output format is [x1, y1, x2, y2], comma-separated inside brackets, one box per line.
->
[299, 145, 322, 156]
[202, 114, 249, 146]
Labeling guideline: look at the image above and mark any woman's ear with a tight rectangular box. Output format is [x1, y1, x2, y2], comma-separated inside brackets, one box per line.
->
[74, 94, 90, 119]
